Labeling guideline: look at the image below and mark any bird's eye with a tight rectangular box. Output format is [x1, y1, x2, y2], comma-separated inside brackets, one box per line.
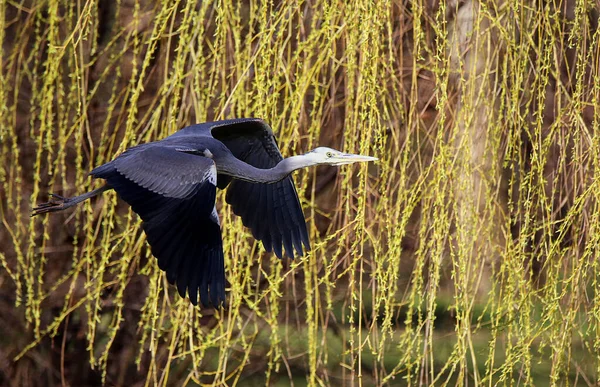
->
[326, 152, 333, 157]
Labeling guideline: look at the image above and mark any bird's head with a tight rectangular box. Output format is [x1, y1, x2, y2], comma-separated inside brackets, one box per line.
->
[304, 147, 378, 166]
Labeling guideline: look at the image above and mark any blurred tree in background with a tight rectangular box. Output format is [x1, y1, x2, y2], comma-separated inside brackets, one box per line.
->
[1, 0, 599, 385]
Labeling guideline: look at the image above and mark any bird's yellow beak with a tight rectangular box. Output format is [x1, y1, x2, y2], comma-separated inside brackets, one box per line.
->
[330, 153, 378, 165]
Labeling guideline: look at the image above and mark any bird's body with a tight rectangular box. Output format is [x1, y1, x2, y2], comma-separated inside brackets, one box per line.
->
[33, 118, 377, 307]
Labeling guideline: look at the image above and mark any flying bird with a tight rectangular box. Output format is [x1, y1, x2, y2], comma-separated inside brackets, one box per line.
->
[32, 118, 377, 307]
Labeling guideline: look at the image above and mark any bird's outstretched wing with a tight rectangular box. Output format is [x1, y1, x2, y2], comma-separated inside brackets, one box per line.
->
[91, 146, 225, 307]
[209, 118, 310, 259]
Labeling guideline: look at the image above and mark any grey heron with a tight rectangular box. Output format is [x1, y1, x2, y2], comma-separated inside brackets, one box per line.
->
[32, 118, 378, 307]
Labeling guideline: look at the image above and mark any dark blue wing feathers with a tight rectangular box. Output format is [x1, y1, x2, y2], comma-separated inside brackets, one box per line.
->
[212, 120, 310, 259]
[91, 148, 225, 307]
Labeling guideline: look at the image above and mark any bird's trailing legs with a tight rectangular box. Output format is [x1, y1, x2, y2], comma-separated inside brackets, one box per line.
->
[31, 185, 112, 217]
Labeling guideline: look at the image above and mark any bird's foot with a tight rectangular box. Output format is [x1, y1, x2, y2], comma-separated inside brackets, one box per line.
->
[31, 194, 71, 217]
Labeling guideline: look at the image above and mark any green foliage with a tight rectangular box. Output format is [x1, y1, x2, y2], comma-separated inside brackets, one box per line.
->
[1, 0, 599, 385]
